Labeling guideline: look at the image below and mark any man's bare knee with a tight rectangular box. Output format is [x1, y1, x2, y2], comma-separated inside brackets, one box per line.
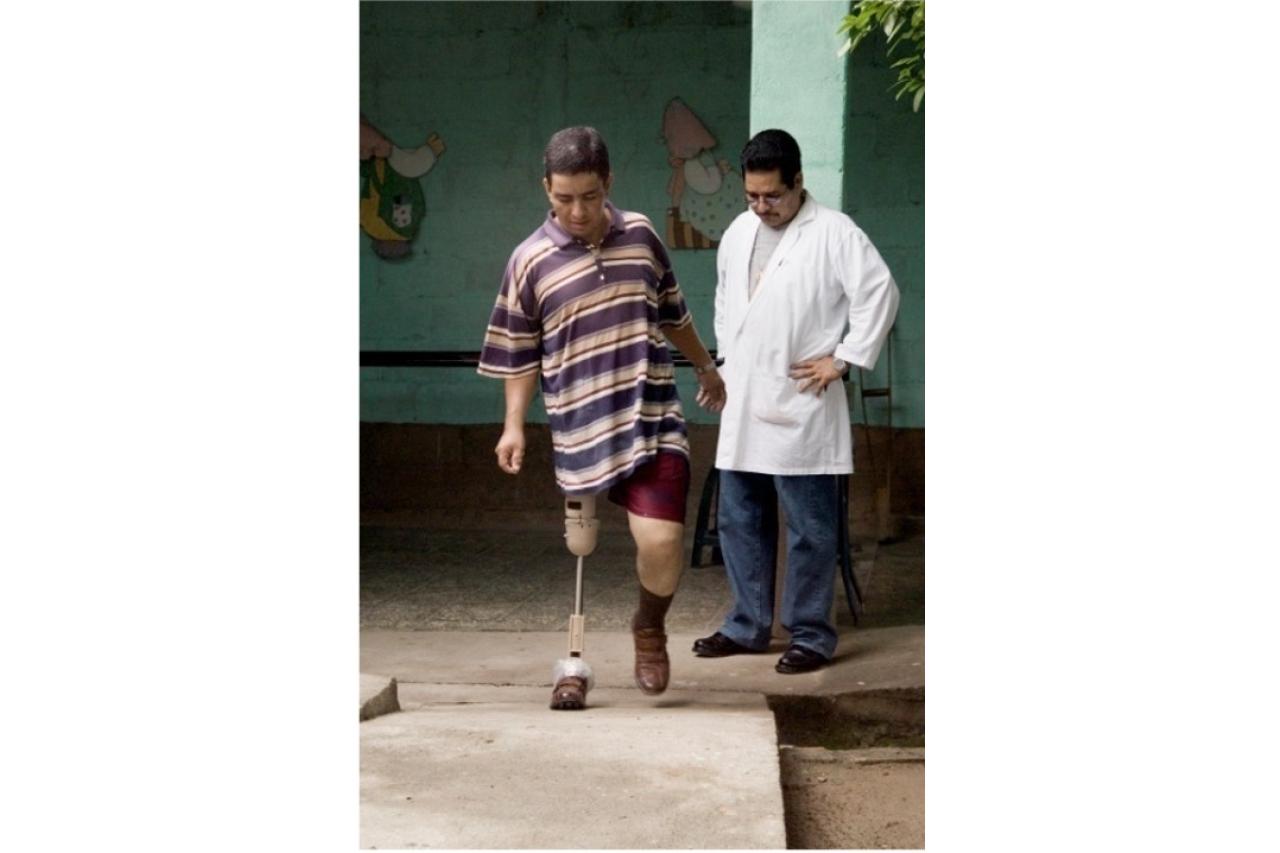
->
[629, 514, 684, 594]
[631, 517, 684, 558]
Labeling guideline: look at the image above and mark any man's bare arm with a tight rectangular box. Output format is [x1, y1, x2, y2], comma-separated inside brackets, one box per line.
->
[663, 322, 726, 413]
[495, 372, 538, 473]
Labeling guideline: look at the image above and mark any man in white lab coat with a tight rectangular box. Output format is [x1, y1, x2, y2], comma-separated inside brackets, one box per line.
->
[693, 129, 899, 673]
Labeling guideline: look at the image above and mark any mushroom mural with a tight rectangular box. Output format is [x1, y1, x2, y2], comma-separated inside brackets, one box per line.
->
[360, 114, 446, 260]
[661, 97, 744, 250]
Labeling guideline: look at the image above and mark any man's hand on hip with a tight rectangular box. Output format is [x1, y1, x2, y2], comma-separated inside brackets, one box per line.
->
[789, 355, 846, 396]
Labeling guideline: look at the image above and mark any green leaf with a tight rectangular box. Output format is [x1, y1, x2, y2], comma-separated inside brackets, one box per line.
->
[839, 0, 924, 110]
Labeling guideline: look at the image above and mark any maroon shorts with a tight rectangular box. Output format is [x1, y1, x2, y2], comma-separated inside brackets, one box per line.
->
[607, 451, 691, 524]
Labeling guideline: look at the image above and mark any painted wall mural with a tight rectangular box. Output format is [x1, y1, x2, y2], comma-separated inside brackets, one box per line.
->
[661, 97, 743, 250]
[360, 114, 446, 260]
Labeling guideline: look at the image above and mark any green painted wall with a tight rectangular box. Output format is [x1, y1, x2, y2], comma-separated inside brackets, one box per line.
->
[360, 1, 751, 424]
[360, 0, 924, 429]
[749, 0, 850, 208]
[749, 0, 924, 428]
[843, 26, 925, 428]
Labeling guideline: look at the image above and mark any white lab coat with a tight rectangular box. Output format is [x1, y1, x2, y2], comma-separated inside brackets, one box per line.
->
[713, 194, 900, 475]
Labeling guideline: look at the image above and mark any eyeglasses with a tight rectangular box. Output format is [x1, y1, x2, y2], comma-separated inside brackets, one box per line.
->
[744, 189, 789, 208]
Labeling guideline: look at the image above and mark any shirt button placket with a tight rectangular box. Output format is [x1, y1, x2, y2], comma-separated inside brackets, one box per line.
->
[593, 247, 606, 282]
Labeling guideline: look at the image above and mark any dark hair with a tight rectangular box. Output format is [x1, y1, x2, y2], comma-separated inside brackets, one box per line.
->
[543, 126, 611, 181]
[740, 129, 802, 188]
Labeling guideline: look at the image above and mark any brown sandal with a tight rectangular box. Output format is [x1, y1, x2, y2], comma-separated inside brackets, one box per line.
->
[550, 675, 587, 710]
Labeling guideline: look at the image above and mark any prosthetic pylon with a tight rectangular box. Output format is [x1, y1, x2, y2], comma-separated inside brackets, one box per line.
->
[550, 494, 598, 710]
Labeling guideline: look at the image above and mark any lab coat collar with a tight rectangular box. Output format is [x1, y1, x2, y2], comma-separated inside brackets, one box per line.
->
[742, 190, 818, 248]
[789, 190, 819, 228]
[731, 192, 819, 339]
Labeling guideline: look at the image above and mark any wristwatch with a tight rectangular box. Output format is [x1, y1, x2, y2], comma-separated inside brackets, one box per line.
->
[694, 360, 718, 376]
[831, 357, 850, 376]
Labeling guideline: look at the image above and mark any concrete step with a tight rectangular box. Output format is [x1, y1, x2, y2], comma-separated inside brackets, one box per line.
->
[359, 626, 923, 848]
[361, 684, 786, 849]
[359, 673, 400, 721]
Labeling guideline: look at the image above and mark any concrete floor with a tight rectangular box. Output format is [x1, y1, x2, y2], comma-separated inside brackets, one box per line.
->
[359, 510, 925, 849]
[359, 504, 924, 634]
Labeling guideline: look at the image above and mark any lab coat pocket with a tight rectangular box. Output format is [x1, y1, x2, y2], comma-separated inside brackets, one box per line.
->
[749, 374, 822, 428]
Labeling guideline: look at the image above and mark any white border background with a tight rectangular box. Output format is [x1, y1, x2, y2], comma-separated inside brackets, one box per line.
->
[3, 2, 1277, 850]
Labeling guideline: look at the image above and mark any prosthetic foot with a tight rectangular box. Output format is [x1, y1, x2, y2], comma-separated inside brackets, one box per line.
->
[551, 494, 598, 710]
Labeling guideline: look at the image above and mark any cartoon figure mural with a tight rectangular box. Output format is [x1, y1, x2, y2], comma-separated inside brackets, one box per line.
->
[661, 97, 744, 250]
[360, 114, 446, 260]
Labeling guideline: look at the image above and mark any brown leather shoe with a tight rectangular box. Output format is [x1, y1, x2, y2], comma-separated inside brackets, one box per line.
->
[633, 627, 670, 695]
[550, 676, 587, 710]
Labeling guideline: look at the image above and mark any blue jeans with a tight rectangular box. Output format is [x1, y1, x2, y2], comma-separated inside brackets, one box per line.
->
[715, 469, 840, 659]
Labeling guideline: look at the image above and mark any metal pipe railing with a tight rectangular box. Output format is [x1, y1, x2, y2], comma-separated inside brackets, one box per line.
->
[360, 350, 719, 368]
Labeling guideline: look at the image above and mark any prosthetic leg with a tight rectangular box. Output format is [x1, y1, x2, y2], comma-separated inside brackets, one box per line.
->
[550, 494, 598, 710]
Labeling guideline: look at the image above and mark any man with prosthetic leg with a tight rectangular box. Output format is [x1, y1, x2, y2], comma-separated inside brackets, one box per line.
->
[477, 127, 725, 710]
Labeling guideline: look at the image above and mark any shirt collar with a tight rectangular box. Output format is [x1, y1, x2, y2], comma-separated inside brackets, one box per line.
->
[543, 200, 626, 249]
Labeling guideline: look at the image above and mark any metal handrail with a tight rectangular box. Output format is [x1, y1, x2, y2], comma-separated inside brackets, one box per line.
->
[361, 350, 719, 368]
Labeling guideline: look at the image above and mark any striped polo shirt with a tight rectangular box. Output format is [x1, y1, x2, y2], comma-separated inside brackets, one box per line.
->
[477, 201, 692, 495]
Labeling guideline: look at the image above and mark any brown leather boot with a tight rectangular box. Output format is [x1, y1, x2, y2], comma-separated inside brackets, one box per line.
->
[633, 627, 670, 695]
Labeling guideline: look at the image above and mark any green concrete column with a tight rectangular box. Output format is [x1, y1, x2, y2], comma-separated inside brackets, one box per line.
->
[750, 0, 850, 208]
